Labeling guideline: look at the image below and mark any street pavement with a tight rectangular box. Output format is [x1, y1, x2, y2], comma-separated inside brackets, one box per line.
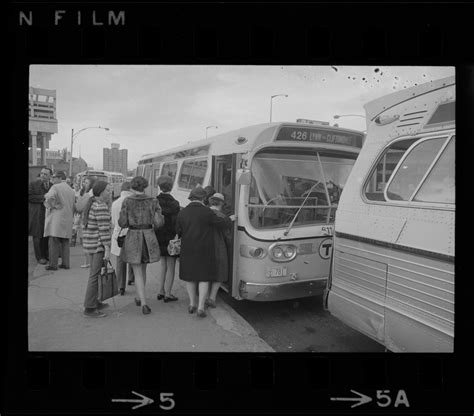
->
[28, 237, 273, 352]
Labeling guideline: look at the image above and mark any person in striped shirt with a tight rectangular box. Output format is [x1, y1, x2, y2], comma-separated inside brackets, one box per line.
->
[82, 181, 112, 318]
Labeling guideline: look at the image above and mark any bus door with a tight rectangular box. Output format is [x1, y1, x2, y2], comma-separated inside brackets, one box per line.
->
[151, 163, 161, 197]
[143, 164, 153, 197]
[211, 154, 239, 297]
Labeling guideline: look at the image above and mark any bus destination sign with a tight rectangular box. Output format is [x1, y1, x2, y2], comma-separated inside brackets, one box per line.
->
[275, 126, 363, 148]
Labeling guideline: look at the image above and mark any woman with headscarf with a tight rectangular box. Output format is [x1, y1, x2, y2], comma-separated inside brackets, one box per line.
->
[206, 192, 232, 309]
[82, 181, 112, 318]
[118, 176, 164, 315]
[176, 187, 235, 318]
[155, 175, 181, 303]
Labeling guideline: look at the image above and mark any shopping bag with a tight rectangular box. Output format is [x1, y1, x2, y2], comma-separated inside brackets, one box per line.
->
[98, 259, 119, 301]
[167, 234, 181, 256]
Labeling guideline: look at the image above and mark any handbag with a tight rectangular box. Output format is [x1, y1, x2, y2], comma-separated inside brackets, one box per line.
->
[98, 259, 119, 301]
[167, 234, 181, 256]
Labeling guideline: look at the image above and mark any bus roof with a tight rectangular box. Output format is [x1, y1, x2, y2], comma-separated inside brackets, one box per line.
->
[364, 75, 455, 123]
[78, 169, 124, 176]
[138, 121, 364, 164]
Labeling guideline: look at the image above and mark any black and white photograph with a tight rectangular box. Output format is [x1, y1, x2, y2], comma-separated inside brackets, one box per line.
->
[27, 65, 455, 352]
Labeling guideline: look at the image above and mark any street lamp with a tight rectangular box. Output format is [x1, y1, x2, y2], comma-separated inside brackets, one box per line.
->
[205, 125, 218, 139]
[333, 114, 365, 119]
[270, 94, 288, 122]
[69, 126, 109, 176]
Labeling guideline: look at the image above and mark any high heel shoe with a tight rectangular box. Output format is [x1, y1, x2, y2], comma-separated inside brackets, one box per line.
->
[164, 294, 178, 303]
[134, 298, 141, 306]
[188, 305, 197, 314]
[142, 305, 151, 315]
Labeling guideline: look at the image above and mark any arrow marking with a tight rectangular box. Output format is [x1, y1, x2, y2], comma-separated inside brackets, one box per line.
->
[112, 391, 154, 410]
[331, 389, 372, 408]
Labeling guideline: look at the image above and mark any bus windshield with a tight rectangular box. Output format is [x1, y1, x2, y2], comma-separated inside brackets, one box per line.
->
[85, 174, 108, 182]
[248, 149, 357, 229]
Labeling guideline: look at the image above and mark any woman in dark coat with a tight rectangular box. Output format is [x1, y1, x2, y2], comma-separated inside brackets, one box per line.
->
[155, 175, 180, 303]
[176, 187, 234, 318]
[118, 176, 164, 315]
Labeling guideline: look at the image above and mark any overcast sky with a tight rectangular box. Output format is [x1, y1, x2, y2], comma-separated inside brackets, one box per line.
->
[30, 65, 454, 171]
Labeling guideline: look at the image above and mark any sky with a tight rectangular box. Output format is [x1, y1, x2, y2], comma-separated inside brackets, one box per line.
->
[29, 65, 454, 171]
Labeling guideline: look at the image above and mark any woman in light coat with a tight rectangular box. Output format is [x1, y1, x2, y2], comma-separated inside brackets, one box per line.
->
[75, 177, 96, 268]
[118, 176, 164, 315]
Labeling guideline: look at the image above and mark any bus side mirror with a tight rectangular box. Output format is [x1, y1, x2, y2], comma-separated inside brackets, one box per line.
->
[236, 169, 251, 186]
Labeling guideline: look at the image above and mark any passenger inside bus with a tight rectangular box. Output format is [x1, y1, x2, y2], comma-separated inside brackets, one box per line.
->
[248, 150, 356, 229]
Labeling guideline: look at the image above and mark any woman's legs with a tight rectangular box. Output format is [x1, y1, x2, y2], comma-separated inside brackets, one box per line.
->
[198, 282, 210, 311]
[164, 257, 176, 297]
[157, 258, 167, 295]
[83, 252, 104, 311]
[209, 282, 221, 302]
[132, 263, 148, 307]
[186, 282, 197, 307]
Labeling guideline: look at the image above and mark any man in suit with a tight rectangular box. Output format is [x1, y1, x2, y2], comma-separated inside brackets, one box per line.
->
[28, 167, 53, 264]
[44, 170, 76, 271]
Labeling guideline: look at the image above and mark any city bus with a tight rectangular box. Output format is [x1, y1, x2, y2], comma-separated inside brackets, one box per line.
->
[74, 169, 125, 199]
[137, 119, 364, 301]
[324, 76, 455, 352]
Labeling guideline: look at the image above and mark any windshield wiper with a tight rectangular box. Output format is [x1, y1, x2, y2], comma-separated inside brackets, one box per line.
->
[282, 181, 320, 237]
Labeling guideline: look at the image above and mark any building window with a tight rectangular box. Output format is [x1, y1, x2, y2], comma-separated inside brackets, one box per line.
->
[178, 159, 208, 189]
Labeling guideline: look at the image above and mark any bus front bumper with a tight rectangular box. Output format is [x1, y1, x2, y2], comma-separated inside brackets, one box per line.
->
[239, 278, 327, 302]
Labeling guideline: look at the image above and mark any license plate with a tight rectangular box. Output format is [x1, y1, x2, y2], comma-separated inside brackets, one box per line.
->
[266, 266, 287, 278]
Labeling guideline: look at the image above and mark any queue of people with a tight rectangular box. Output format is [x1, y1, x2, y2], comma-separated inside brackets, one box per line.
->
[28, 170, 235, 319]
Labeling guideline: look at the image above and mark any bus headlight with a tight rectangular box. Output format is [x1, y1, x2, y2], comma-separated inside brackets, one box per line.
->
[283, 246, 296, 259]
[240, 245, 267, 259]
[270, 244, 297, 262]
[251, 247, 265, 258]
[272, 246, 284, 259]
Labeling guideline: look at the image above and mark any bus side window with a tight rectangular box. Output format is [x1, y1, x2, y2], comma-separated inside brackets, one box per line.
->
[364, 138, 416, 201]
[385, 137, 446, 201]
[178, 159, 208, 189]
[413, 136, 455, 204]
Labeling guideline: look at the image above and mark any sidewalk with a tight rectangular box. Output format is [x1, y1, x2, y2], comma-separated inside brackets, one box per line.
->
[28, 238, 273, 352]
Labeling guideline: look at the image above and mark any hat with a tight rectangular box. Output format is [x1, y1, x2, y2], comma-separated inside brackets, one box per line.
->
[209, 192, 225, 202]
[188, 186, 207, 201]
[92, 180, 109, 197]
